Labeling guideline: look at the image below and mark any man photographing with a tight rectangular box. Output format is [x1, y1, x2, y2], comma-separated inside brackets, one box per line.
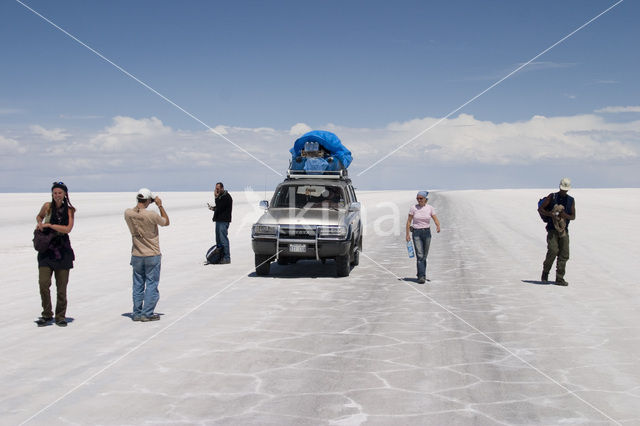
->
[124, 188, 170, 321]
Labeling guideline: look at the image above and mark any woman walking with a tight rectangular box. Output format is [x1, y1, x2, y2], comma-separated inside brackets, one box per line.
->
[406, 191, 440, 284]
[35, 182, 76, 327]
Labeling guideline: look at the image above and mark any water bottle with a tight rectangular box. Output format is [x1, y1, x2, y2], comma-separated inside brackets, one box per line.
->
[406, 240, 415, 258]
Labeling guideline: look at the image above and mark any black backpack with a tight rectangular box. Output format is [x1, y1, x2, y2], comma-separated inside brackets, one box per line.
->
[205, 245, 223, 264]
[537, 193, 555, 223]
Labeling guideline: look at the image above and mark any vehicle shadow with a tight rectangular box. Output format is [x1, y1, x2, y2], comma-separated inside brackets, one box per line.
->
[522, 280, 552, 285]
[248, 259, 344, 279]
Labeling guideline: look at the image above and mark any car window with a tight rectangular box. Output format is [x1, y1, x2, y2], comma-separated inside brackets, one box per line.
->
[347, 185, 357, 202]
[272, 184, 345, 208]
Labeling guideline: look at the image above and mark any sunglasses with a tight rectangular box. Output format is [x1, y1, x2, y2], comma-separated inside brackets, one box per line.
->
[416, 197, 426, 200]
[52, 181, 65, 185]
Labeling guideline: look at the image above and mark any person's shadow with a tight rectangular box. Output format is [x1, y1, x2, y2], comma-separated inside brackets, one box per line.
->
[121, 312, 165, 320]
[400, 277, 430, 283]
[33, 317, 75, 326]
[522, 279, 552, 285]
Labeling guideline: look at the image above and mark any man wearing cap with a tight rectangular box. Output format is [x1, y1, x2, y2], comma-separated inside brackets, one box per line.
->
[124, 188, 170, 321]
[538, 178, 576, 286]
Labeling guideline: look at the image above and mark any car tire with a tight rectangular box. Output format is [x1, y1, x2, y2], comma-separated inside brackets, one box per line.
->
[336, 254, 350, 277]
[351, 247, 360, 266]
[255, 254, 272, 276]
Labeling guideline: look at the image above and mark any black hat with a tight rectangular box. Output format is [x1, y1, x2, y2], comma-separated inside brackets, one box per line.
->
[51, 181, 68, 192]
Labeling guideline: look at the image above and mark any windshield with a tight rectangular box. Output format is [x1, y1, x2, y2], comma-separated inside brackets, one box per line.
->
[272, 184, 345, 209]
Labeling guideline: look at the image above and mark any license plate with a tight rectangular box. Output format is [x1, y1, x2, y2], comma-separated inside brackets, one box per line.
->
[289, 244, 307, 253]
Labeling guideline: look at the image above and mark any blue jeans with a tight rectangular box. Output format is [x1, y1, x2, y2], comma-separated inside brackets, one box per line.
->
[412, 228, 431, 278]
[215, 221, 230, 261]
[130, 255, 161, 317]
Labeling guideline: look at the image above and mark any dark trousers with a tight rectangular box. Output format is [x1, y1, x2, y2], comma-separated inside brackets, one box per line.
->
[38, 267, 69, 321]
[215, 221, 230, 261]
[543, 230, 570, 280]
[412, 228, 432, 278]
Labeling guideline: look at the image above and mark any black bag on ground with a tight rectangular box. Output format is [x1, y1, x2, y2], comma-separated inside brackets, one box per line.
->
[206, 245, 223, 264]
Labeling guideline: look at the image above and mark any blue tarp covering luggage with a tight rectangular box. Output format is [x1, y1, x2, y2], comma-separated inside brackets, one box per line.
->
[289, 131, 352, 173]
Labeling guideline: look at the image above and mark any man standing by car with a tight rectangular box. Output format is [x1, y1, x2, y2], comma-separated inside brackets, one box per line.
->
[538, 178, 575, 286]
[124, 188, 170, 321]
[209, 182, 233, 264]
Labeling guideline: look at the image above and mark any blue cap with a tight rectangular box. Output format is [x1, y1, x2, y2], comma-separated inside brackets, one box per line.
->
[417, 191, 429, 199]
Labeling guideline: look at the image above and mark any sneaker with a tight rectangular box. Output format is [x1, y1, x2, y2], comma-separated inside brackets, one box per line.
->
[541, 272, 549, 282]
[140, 314, 160, 322]
[555, 278, 569, 286]
[132, 315, 143, 322]
[417, 276, 426, 284]
[36, 317, 53, 327]
[55, 319, 68, 327]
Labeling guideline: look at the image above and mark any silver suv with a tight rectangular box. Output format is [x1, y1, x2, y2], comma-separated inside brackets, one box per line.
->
[251, 172, 362, 277]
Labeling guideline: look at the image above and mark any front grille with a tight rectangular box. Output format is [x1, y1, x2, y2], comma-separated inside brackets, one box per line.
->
[280, 226, 317, 239]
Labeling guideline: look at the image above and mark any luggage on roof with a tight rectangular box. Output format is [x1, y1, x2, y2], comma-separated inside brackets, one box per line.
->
[289, 130, 352, 175]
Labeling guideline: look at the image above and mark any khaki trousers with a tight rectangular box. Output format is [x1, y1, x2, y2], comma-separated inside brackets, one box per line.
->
[38, 267, 69, 321]
[543, 230, 570, 281]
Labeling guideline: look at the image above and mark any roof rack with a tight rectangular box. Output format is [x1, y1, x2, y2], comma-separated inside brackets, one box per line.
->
[287, 168, 348, 180]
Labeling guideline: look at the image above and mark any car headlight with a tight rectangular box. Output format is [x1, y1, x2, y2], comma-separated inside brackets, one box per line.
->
[317, 225, 348, 239]
[252, 224, 278, 237]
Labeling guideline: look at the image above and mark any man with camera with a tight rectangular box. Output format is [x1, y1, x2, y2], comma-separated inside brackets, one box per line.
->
[124, 188, 170, 321]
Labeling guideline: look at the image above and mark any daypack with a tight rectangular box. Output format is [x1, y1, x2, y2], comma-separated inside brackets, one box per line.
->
[32, 228, 56, 253]
[205, 245, 223, 264]
[538, 192, 574, 223]
[538, 193, 555, 222]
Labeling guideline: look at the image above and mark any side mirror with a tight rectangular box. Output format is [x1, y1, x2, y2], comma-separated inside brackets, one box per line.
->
[348, 202, 361, 212]
[259, 200, 269, 209]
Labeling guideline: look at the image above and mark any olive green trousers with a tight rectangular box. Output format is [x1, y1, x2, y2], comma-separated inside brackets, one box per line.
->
[542, 230, 570, 281]
[38, 267, 69, 321]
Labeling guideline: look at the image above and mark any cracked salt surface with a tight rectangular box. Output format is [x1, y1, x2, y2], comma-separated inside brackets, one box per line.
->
[0, 189, 638, 425]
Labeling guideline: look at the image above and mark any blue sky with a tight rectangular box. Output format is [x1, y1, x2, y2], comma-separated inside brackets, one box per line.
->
[1, 0, 638, 192]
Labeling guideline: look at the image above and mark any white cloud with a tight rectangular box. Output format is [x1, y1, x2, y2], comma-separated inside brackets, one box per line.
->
[90, 116, 172, 152]
[595, 106, 640, 114]
[354, 113, 639, 165]
[0, 135, 26, 154]
[30, 125, 70, 141]
[289, 123, 312, 136]
[5, 112, 639, 190]
[210, 125, 228, 135]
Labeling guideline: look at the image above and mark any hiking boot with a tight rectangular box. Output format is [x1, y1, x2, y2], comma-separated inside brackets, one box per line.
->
[417, 276, 426, 284]
[55, 319, 68, 327]
[555, 278, 569, 286]
[541, 272, 549, 282]
[36, 317, 53, 327]
[141, 314, 160, 322]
